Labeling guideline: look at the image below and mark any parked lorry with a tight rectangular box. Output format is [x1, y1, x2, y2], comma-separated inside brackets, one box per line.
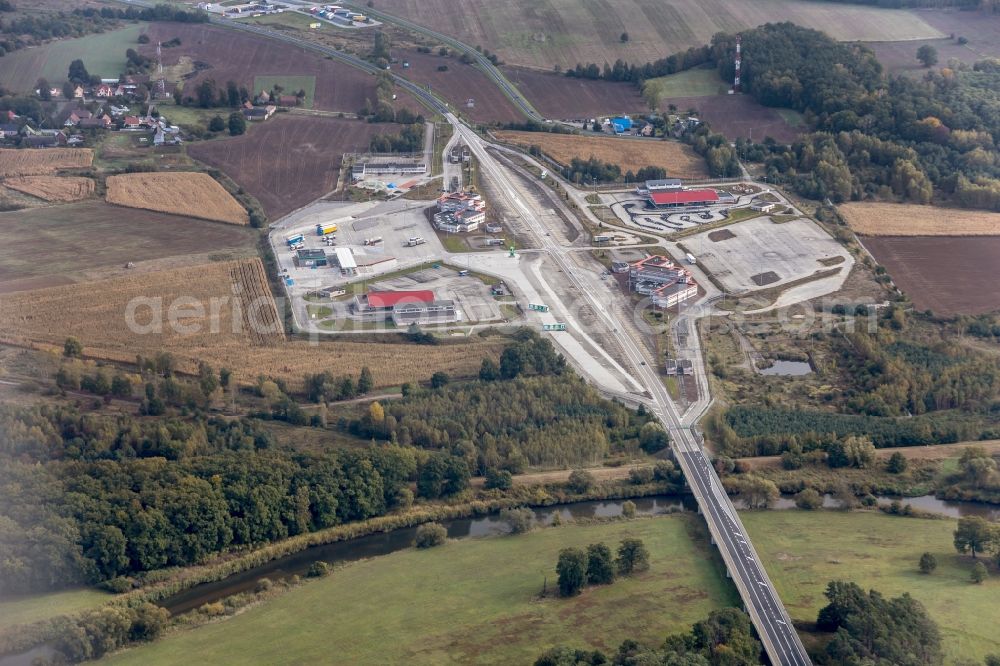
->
[364, 236, 383, 246]
[685, 253, 697, 265]
[285, 233, 305, 247]
[316, 223, 338, 236]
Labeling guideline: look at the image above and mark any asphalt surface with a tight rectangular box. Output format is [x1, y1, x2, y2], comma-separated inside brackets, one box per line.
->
[452, 116, 811, 666]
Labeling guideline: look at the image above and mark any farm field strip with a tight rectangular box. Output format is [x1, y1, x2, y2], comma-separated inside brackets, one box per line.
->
[229, 258, 285, 346]
[0, 148, 93, 177]
[372, 0, 942, 70]
[2, 176, 95, 202]
[105, 172, 249, 225]
[841, 202, 1000, 236]
[500, 65, 648, 118]
[493, 130, 709, 178]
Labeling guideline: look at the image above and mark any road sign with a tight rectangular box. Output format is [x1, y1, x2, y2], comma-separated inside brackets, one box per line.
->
[542, 323, 566, 331]
[527, 303, 549, 312]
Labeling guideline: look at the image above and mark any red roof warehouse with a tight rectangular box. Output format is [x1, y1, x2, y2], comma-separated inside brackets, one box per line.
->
[365, 290, 434, 309]
[648, 189, 719, 207]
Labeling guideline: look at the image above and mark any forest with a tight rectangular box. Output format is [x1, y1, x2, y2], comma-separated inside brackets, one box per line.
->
[710, 23, 1000, 208]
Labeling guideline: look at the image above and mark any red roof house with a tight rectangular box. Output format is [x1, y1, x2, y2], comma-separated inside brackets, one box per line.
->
[366, 290, 434, 309]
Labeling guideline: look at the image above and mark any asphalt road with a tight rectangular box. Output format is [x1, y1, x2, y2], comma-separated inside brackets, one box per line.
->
[452, 115, 811, 666]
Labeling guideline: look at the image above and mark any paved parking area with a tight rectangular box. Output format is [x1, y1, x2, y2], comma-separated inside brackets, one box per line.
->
[685, 217, 852, 294]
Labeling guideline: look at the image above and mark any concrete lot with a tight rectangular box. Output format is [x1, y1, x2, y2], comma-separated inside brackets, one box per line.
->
[685, 217, 852, 295]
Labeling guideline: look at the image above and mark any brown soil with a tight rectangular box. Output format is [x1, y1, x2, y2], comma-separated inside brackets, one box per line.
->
[501, 66, 648, 119]
[662, 95, 803, 143]
[188, 115, 403, 219]
[708, 229, 736, 242]
[861, 235, 1000, 316]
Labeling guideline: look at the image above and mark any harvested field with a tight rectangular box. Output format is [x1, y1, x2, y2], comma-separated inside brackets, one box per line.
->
[841, 202, 1000, 237]
[188, 116, 400, 219]
[501, 65, 647, 119]
[374, 0, 942, 70]
[866, 38, 975, 74]
[396, 49, 521, 123]
[0, 259, 504, 389]
[861, 236, 1000, 316]
[919, 9, 1000, 61]
[0, 201, 258, 290]
[3, 176, 95, 202]
[493, 130, 708, 178]
[141, 23, 421, 114]
[0, 148, 93, 177]
[661, 95, 803, 143]
[106, 172, 249, 225]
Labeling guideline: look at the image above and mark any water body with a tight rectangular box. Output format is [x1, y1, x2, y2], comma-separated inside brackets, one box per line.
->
[758, 360, 812, 376]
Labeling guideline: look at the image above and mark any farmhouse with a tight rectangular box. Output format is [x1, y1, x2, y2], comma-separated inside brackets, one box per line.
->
[628, 255, 697, 308]
[647, 188, 719, 208]
[243, 105, 277, 121]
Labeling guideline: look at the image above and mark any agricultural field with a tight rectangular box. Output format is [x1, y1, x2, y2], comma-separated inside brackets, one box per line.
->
[141, 22, 422, 115]
[105, 172, 249, 225]
[744, 510, 1000, 663]
[493, 130, 709, 178]
[187, 115, 400, 219]
[865, 38, 975, 74]
[919, 9, 1000, 62]
[860, 235, 1000, 316]
[2, 176, 95, 202]
[661, 95, 803, 143]
[252, 75, 316, 108]
[500, 65, 647, 119]
[104, 515, 735, 666]
[0, 24, 145, 91]
[0, 148, 93, 177]
[841, 202, 1000, 236]
[643, 66, 729, 103]
[0, 201, 258, 291]
[0, 259, 504, 389]
[372, 0, 942, 70]
[394, 49, 522, 123]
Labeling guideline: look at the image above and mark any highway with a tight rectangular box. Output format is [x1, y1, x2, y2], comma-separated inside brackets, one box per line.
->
[119, 5, 810, 661]
[450, 117, 811, 666]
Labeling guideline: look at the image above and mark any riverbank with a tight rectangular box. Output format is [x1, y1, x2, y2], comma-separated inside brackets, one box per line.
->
[104, 514, 736, 665]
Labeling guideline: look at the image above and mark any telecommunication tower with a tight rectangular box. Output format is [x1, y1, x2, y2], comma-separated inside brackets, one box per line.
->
[732, 34, 742, 93]
[156, 41, 165, 98]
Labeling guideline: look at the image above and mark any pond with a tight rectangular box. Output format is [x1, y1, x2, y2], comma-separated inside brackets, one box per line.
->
[757, 360, 812, 376]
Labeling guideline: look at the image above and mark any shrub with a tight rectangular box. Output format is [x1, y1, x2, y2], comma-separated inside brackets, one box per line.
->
[485, 468, 513, 490]
[616, 538, 649, 575]
[255, 577, 274, 592]
[794, 487, 823, 510]
[500, 507, 534, 534]
[621, 500, 637, 519]
[415, 522, 447, 548]
[306, 561, 330, 577]
[200, 601, 226, 616]
[567, 469, 596, 494]
[586, 543, 615, 585]
[100, 576, 133, 593]
[628, 467, 654, 485]
[972, 561, 988, 584]
[919, 552, 937, 574]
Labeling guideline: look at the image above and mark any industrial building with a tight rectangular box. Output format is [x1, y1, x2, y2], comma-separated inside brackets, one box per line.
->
[434, 192, 486, 233]
[295, 248, 328, 267]
[333, 247, 358, 276]
[352, 290, 459, 326]
[351, 161, 426, 181]
[636, 178, 683, 195]
[647, 189, 720, 208]
[628, 255, 698, 308]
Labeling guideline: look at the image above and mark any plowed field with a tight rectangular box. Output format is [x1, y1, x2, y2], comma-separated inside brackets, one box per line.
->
[105, 172, 249, 225]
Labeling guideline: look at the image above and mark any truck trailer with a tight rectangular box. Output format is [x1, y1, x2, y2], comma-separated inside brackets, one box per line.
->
[285, 233, 305, 247]
[316, 223, 339, 236]
[364, 236, 383, 246]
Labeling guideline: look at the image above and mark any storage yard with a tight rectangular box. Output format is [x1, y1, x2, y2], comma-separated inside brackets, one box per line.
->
[493, 131, 709, 178]
[685, 216, 852, 296]
[105, 172, 250, 225]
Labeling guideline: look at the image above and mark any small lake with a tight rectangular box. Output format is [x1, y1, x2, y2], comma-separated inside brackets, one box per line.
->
[758, 360, 812, 376]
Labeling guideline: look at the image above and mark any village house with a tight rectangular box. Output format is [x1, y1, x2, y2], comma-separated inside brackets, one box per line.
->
[243, 105, 277, 121]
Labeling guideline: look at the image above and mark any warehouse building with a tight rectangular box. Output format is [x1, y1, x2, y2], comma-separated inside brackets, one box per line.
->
[333, 247, 358, 276]
[351, 160, 426, 181]
[647, 188, 719, 208]
[296, 248, 328, 267]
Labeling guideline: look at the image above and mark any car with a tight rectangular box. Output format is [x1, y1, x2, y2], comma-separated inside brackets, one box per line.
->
[640, 360, 646, 365]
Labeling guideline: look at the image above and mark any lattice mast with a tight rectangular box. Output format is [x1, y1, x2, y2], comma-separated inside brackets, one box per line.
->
[156, 41, 165, 98]
[732, 34, 742, 93]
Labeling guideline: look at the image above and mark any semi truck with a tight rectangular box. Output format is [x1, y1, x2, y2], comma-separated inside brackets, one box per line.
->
[285, 233, 305, 247]
[364, 236, 383, 246]
[316, 223, 338, 236]
[406, 237, 426, 247]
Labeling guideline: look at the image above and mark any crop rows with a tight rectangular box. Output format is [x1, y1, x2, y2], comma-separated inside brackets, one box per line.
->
[0, 148, 93, 177]
[105, 172, 249, 225]
[3, 176, 95, 202]
[229, 258, 285, 346]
